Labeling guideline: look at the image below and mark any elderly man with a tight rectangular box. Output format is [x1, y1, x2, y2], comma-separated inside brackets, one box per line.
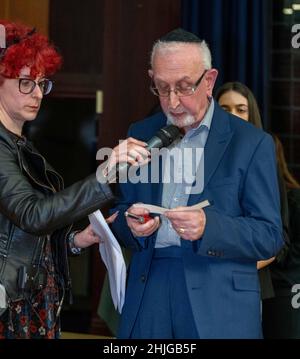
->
[110, 28, 283, 339]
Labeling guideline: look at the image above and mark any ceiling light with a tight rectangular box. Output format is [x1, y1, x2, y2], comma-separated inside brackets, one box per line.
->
[283, 7, 294, 14]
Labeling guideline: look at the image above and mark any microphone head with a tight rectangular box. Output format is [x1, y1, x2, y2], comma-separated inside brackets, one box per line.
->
[157, 125, 181, 147]
[117, 124, 181, 178]
[147, 124, 181, 150]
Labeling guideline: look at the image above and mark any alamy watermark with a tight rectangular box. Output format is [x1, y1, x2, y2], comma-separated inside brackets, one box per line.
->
[96, 143, 204, 195]
[291, 284, 300, 309]
[291, 24, 300, 48]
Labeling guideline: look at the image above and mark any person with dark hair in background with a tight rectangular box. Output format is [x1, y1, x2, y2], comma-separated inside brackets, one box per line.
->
[215, 81, 263, 129]
[0, 20, 148, 339]
[262, 135, 300, 338]
[109, 29, 283, 339]
[215, 82, 297, 337]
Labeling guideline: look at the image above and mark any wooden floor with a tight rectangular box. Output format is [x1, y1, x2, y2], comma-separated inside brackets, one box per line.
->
[61, 332, 114, 339]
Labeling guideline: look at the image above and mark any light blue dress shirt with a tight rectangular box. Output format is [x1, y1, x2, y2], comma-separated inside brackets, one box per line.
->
[155, 100, 214, 248]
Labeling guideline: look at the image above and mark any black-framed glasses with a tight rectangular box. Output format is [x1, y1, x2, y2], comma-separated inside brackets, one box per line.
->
[150, 70, 208, 97]
[18, 78, 53, 95]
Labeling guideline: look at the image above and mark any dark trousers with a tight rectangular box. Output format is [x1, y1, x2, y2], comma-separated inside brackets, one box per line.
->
[130, 246, 199, 339]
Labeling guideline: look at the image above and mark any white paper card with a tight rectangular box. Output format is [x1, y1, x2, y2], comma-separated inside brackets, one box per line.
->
[89, 210, 126, 313]
[133, 199, 211, 214]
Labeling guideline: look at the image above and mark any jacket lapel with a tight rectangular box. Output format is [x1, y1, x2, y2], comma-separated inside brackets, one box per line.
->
[188, 104, 233, 206]
[203, 104, 233, 189]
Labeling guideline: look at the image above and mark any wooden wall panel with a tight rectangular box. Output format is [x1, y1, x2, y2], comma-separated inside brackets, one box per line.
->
[0, 0, 49, 36]
[100, 0, 181, 147]
[49, 0, 104, 97]
[0, 0, 9, 19]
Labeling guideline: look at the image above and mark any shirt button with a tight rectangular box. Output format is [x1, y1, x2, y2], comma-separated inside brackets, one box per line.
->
[141, 275, 146, 282]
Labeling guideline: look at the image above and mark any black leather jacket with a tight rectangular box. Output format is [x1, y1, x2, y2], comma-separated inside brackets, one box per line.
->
[0, 121, 114, 306]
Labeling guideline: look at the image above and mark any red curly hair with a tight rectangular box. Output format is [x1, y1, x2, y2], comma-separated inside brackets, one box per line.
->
[0, 19, 62, 78]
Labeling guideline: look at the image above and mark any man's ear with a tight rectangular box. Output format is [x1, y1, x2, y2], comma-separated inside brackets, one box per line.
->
[205, 69, 218, 97]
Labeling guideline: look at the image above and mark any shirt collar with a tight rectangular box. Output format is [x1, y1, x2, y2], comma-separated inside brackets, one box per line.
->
[184, 98, 214, 139]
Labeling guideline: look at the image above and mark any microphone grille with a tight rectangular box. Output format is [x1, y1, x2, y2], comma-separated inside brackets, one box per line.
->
[157, 125, 181, 146]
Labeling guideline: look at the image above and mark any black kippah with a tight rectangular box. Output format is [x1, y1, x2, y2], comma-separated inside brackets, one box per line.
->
[159, 28, 201, 43]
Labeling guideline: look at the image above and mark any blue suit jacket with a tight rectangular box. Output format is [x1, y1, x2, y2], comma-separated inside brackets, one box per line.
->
[111, 103, 283, 338]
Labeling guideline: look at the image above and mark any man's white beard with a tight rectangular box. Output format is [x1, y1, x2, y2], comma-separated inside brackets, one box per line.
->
[167, 112, 196, 128]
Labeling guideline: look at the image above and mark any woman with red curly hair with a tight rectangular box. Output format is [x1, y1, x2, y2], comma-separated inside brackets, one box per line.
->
[0, 20, 148, 338]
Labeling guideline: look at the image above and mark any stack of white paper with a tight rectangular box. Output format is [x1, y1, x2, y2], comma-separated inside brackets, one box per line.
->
[88, 210, 126, 313]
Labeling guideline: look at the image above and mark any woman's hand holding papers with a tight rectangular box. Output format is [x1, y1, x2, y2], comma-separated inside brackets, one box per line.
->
[74, 224, 103, 248]
[74, 212, 119, 248]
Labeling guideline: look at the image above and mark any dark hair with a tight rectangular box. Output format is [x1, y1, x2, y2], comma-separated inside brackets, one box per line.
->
[271, 133, 300, 189]
[215, 82, 263, 129]
[159, 28, 202, 43]
[0, 19, 62, 78]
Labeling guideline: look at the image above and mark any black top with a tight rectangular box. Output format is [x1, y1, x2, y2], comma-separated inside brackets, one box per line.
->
[269, 188, 300, 295]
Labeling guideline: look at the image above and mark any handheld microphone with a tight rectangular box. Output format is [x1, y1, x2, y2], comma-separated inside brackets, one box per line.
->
[117, 124, 181, 174]
[145, 124, 181, 151]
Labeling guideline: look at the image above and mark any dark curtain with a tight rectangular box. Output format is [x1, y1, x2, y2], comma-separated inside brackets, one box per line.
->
[181, 0, 270, 127]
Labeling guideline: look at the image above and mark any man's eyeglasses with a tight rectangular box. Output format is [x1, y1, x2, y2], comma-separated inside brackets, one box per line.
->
[18, 78, 53, 95]
[150, 70, 208, 97]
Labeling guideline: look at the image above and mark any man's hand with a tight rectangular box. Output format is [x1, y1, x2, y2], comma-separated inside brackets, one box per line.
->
[125, 205, 160, 237]
[164, 207, 206, 241]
